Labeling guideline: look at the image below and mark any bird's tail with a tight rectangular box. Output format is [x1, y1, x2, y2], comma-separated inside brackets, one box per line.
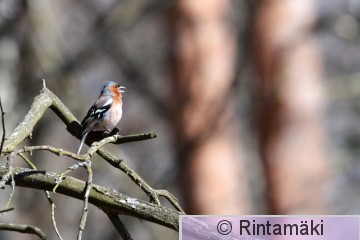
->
[77, 132, 89, 155]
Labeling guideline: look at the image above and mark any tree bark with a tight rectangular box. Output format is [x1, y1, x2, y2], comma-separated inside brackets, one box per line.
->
[252, 0, 329, 213]
[170, 0, 248, 214]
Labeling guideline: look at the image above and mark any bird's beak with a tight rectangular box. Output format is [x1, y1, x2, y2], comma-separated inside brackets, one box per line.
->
[120, 86, 126, 93]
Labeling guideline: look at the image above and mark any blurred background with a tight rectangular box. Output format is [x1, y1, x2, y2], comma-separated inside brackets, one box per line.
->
[0, 0, 360, 239]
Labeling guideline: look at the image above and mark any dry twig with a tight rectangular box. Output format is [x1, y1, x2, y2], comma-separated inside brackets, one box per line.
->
[77, 160, 92, 240]
[0, 98, 5, 155]
[0, 223, 46, 239]
[106, 213, 133, 240]
[0, 207, 14, 213]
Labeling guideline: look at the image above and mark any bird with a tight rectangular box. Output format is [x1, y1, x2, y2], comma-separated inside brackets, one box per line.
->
[77, 81, 125, 155]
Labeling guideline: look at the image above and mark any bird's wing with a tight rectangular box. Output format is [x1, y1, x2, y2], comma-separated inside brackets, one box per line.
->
[80, 96, 113, 134]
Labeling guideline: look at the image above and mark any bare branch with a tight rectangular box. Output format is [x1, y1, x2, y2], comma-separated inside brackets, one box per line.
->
[3, 154, 15, 210]
[97, 150, 160, 204]
[0, 165, 180, 231]
[16, 152, 62, 239]
[106, 213, 133, 240]
[0, 207, 14, 213]
[77, 161, 92, 240]
[11, 146, 84, 162]
[0, 83, 183, 212]
[53, 161, 91, 192]
[0, 98, 5, 155]
[51, 202, 63, 240]
[82, 132, 157, 158]
[4, 172, 15, 209]
[6, 143, 184, 213]
[18, 153, 37, 169]
[97, 149, 185, 213]
[1, 85, 157, 154]
[0, 83, 182, 237]
[0, 223, 46, 240]
[156, 190, 184, 213]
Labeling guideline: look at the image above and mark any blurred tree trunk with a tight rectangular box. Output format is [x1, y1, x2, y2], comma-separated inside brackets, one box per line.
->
[170, 0, 248, 214]
[252, 0, 329, 213]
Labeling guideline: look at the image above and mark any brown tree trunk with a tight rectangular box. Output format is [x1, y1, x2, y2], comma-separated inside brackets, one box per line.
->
[170, 0, 248, 214]
[252, 0, 329, 213]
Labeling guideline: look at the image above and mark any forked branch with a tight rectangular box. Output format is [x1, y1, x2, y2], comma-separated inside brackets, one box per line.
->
[0, 165, 179, 231]
[0, 81, 183, 238]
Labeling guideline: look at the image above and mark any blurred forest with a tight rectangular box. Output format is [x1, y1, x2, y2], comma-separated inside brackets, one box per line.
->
[1, 0, 360, 239]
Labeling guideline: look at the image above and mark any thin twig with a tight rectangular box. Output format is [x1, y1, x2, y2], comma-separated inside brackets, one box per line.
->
[6, 145, 85, 162]
[77, 160, 92, 240]
[4, 173, 15, 210]
[82, 132, 157, 158]
[98, 150, 160, 204]
[51, 201, 63, 240]
[0, 98, 6, 156]
[18, 152, 62, 239]
[3, 143, 186, 212]
[53, 161, 90, 192]
[156, 190, 184, 213]
[0, 207, 14, 213]
[3, 154, 15, 210]
[0, 223, 46, 239]
[19, 153, 37, 169]
[1, 84, 156, 154]
[97, 149, 185, 213]
[106, 213, 133, 240]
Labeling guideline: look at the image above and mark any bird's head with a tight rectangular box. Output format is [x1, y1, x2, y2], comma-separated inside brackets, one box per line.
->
[101, 81, 125, 97]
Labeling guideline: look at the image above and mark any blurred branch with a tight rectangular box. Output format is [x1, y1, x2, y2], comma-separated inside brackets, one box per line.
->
[2, 155, 15, 210]
[0, 0, 28, 37]
[0, 223, 46, 240]
[0, 165, 179, 231]
[82, 132, 158, 159]
[0, 98, 5, 156]
[106, 213, 133, 240]
[2, 84, 68, 153]
[0, 207, 14, 213]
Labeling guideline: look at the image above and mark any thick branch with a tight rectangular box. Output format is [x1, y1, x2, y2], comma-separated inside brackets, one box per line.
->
[3, 88, 54, 152]
[0, 166, 179, 231]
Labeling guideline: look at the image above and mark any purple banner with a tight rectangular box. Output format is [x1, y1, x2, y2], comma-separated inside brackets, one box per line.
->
[180, 216, 359, 240]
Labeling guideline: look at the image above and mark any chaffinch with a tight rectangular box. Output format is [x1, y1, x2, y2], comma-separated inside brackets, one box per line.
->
[77, 81, 125, 154]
